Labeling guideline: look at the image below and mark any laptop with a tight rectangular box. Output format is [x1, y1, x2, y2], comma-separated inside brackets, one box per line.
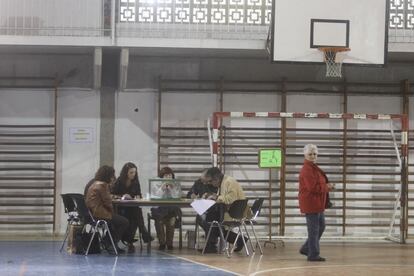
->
[148, 178, 182, 200]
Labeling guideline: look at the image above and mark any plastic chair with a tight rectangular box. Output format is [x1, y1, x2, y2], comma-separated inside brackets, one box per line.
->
[67, 193, 118, 255]
[245, 198, 264, 255]
[147, 210, 182, 251]
[59, 193, 79, 252]
[222, 199, 253, 257]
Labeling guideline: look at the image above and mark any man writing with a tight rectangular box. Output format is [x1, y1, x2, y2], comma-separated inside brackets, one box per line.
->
[186, 169, 218, 200]
[200, 167, 249, 253]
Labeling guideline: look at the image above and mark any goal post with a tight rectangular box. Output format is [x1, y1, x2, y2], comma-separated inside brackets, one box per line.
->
[209, 111, 409, 243]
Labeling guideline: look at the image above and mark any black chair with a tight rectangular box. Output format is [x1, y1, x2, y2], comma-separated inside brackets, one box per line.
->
[59, 193, 79, 252]
[147, 210, 182, 251]
[222, 199, 253, 257]
[67, 193, 118, 255]
[245, 198, 264, 255]
[202, 203, 228, 256]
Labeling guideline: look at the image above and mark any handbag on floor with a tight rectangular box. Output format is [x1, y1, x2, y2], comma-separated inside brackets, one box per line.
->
[185, 230, 196, 249]
[79, 230, 101, 254]
[66, 224, 84, 254]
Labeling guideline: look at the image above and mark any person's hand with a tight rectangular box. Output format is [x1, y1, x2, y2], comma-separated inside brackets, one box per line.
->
[201, 193, 209, 199]
[190, 193, 197, 199]
[122, 194, 132, 200]
[207, 194, 217, 200]
[327, 183, 335, 191]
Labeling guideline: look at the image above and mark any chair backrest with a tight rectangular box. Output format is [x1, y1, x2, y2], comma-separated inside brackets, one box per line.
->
[227, 199, 248, 220]
[250, 198, 264, 220]
[61, 194, 76, 213]
[66, 193, 93, 224]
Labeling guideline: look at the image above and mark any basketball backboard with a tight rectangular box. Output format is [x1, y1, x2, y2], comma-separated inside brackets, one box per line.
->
[271, 0, 389, 65]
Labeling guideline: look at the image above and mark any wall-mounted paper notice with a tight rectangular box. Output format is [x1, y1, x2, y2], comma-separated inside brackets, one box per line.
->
[69, 127, 94, 144]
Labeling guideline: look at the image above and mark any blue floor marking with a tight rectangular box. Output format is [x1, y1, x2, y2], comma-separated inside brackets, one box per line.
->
[0, 241, 234, 276]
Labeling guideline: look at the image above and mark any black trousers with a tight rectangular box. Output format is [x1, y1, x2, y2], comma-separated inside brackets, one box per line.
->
[108, 213, 129, 243]
[300, 212, 326, 259]
[199, 204, 240, 247]
[118, 206, 148, 243]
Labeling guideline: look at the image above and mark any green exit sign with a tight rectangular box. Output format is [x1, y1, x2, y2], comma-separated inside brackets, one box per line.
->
[258, 149, 282, 168]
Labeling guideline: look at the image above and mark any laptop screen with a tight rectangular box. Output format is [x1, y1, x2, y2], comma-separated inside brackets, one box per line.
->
[148, 178, 182, 200]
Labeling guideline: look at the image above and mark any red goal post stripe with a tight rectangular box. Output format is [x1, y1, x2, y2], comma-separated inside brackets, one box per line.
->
[211, 112, 409, 166]
[212, 111, 405, 120]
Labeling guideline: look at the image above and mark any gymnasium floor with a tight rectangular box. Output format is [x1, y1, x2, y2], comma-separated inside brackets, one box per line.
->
[0, 241, 233, 276]
[1, 240, 413, 276]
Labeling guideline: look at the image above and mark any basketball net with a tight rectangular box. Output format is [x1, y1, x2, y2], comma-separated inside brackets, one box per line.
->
[319, 47, 350, 78]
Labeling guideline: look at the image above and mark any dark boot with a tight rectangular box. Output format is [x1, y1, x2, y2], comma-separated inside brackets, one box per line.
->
[141, 230, 154, 243]
[234, 236, 248, 252]
[127, 243, 135, 253]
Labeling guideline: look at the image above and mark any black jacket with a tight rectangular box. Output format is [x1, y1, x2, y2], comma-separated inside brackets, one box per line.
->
[186, 179, 218, 199]
[112, 178, 142, 198]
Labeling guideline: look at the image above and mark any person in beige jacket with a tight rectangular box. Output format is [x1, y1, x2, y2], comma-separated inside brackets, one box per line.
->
[200, 167, 249, 253]
[85, 165, 129, 253]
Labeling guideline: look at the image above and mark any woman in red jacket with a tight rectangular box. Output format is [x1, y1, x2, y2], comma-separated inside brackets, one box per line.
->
[298, 144, 334, 262]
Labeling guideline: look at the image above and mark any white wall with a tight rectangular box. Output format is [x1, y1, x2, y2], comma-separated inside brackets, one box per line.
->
[0, 89, 53, 124]
[56, 88, 100, 233]
[161, 92, 218, 127]
[114, 91, 158, 196]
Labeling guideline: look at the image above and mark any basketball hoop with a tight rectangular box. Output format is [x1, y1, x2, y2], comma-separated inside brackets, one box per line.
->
[318, 47, 350, 78]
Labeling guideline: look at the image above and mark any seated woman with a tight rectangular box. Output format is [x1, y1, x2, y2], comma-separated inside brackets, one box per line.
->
[111, 162, 154, 253]
[151, 166, 181, 250]
[85, 165, 129, 254]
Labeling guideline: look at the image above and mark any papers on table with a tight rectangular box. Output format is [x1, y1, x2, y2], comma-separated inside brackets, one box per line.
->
[190, 199, 216, 215]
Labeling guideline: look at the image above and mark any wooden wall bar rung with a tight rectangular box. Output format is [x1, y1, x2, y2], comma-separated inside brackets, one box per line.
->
[0, 142, 54, 145]
[1, 203, 54, 206]
[0, 177, 54, 180]
[0, 125, 54, 128]
[0, 212, 53, 216]
[0, 151, 54, 154]
[0, 221, 53, 225]
[0, 160, 54, 163]
[0, 195, 54, 198]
